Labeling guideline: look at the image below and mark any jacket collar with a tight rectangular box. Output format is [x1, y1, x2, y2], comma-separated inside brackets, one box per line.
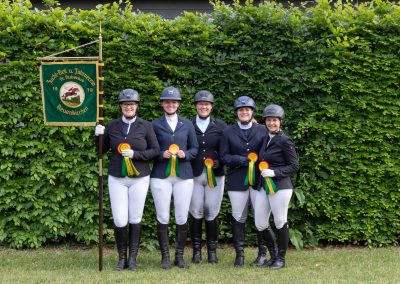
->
[161, 115, 184, 133]
[192, 116, 217, 133]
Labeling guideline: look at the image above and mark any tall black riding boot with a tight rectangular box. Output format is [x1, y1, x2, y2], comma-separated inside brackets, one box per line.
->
[270, 223, 289, 269]
[174, 223, 188, 268]
[262, 227, 277, 267]
[251, 229, 267, 266]
[157, 221, 171, 270]
[127, 223, 141, 271]
[114, 226, 128, 271]
[190, 217, 203, 264]
[205, 218, 219, 264]
[232, 218, 245, 267]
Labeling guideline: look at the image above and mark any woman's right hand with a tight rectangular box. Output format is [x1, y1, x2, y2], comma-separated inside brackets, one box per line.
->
[95, 125, 105, 136]
[162, 150, 172, 159]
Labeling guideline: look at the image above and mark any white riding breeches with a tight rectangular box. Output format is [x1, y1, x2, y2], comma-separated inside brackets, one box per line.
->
[228, 188, 269, 230]
[108, 175, 150, 228]
[150, 176, 194, 225]
[265, 188, 293, 229]
[189, 172, 225, 221]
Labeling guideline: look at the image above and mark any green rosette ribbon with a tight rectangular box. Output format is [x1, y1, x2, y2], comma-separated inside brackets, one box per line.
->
[118, 143, 140, 177]
[259, 161, 278, 195]
[204, 158, 217, 188]
[165, 144, 180, 177]
[244, 152, 258, 186]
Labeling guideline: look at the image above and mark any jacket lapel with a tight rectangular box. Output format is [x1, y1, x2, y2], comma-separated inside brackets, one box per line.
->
[233, 123, 248, 142]
[266, 132, 281, 149]
[205, 117, 216, 133]
[174, 117, 185, 133]
[127, 118, 141, 135]
[160, 115, 174, 133]
[117, 117, 126, 135]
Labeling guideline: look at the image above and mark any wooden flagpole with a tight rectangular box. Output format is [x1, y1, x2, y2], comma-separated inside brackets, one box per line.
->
[97, 24, 104, 272]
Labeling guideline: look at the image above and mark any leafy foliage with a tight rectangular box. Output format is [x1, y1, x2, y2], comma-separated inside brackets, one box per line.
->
[0, 0, 399, 249]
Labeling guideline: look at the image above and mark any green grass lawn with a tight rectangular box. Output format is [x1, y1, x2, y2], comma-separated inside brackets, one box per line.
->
[0, 245, 399, 284]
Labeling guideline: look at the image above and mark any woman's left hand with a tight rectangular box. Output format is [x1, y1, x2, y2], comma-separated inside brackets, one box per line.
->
[177, 150, 186, 159]
[121, 149, 134, 159]
[261, 169, 275, 178]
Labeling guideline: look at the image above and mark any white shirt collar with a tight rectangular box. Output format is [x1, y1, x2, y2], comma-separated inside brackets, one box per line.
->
[165, 113, 178, 122]
[122, 116, 136, 124]
[196, 115, 210, 133]
[237, 121, 253, 130]
[122, 116, 136, 135]
[165, 113, 178, 132]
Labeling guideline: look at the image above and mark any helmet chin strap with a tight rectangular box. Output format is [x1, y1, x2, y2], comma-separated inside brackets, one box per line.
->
[124, 115, 136, 120]
[239, 113, 253, 125]
[198, 115, 210, 120]
[165, 111, 177, 116]
[239, 119, 252, 125]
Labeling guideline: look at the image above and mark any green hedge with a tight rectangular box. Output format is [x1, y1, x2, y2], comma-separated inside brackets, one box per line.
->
[0, 0, 399, 249]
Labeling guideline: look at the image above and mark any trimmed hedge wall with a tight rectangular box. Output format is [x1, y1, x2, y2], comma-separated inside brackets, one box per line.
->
[0, 0, 399, 249]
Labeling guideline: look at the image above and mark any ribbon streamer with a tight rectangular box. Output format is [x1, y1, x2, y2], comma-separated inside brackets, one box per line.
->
[204, 158, 217, 188]
[121, 156, 140, 177]
[259, 160, 278, 195]
[245, 152, 258, 186]
[118, 143, 140, 177]
[165, 144, 180, 177]
[166, 154, 180, 177]
[263, 176, 278, 195]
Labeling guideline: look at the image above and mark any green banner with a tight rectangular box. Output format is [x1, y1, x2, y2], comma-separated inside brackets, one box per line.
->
[40, 61, 99, 126]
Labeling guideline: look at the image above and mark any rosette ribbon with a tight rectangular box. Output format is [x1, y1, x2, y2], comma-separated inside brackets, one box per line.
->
[244, 152, 258, 186]
[118, 143, 140, 177]
[165, 144, 180, 177]
[259, 161, 278, 195]
[204, 158, 217, 189]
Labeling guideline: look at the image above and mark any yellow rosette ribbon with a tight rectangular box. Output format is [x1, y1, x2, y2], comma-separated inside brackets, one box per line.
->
[245, 152, 258, 186]
[204, 158, 217, 189]
[118, 143, 140, 177]
[165, 144, 180, 177]
[259, 161, 278, 195]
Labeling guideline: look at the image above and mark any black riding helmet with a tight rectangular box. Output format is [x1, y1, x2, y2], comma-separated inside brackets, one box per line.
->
[233, 96, 256, 111]
[194, 90, 214, 104]
[119, 89, 140, 103]
[262, 104, 284, 120]
[160, 86, 182, 101]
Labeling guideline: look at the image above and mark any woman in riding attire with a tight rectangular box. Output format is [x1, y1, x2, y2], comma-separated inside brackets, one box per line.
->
[259, 104, 299, 269]
[95, 89, 160, 271]
[150, 86, 199, 269]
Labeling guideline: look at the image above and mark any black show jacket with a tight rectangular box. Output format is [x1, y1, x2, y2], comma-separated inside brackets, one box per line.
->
[101, 117, 160, 178]
[258, 131, 299, 190]
[191, 117, 227, 177]
[220, 123, 267, 191]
